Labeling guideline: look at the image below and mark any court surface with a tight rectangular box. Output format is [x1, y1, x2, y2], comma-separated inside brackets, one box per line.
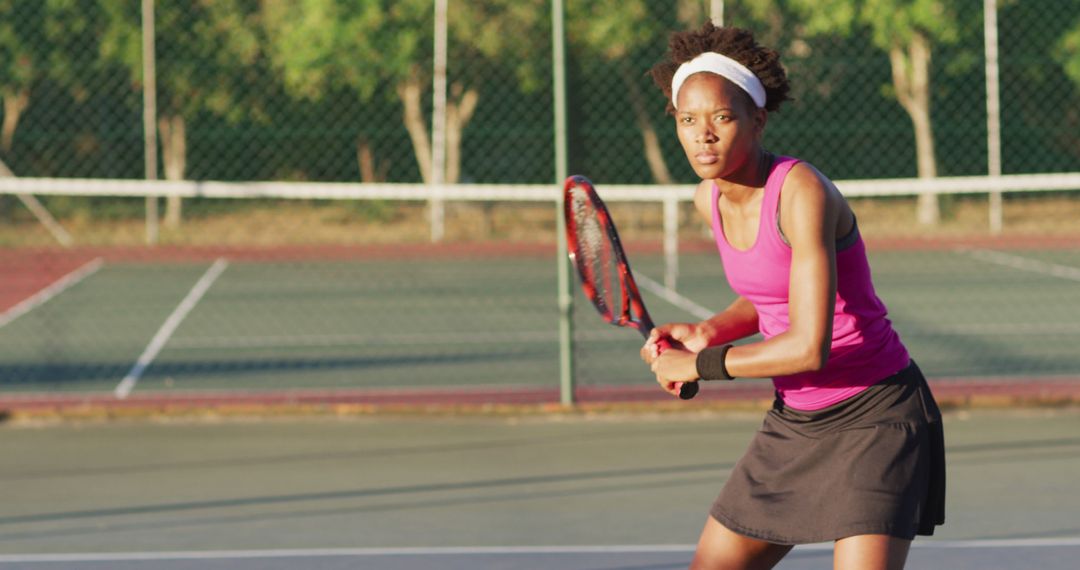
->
[2, 245, 1079, 399]
[3, 407, 1079, 569]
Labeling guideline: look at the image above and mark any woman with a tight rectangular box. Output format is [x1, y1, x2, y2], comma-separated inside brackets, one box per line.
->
[640, 23, 945, 570]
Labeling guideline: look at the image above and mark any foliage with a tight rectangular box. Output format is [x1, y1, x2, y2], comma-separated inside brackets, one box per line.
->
[0, 0, 1078, 190]
[1057, 17, 1080, 87]
[99, 0, 266, 123]
[262, 0, 547, 104]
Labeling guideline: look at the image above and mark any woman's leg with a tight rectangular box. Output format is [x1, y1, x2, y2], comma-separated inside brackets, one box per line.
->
[691, 516, 793, 570]
[833, 535, 911, 570]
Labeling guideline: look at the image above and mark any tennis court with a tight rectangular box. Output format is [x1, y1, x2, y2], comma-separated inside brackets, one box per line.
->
[2, 238, 1078, 570]
[2, 408, 1079, 569]
[3, 2, 1080, 568]
[2, 241, 1079, 402]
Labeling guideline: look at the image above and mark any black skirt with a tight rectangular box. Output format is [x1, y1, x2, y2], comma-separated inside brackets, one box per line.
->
[710, 361, 946, 544]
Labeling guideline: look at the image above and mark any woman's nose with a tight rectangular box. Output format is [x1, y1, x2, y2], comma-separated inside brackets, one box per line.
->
[696, 126, 716, 144]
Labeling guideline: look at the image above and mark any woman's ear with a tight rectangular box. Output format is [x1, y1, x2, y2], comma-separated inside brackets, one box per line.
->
[753, 107, 768, 137]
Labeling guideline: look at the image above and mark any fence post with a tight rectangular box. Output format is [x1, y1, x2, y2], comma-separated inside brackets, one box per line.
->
[142, 0, 159, 245]
[664, 193, 679, 291]
[430, 0, 448, 242]
[711, 0, 724, 26]
[985, 0, 1003, 234]
[553, 0, 574, 406]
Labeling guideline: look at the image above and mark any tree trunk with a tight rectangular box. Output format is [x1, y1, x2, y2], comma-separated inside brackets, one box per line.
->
[398, 70, 433, 183]
[1, 88, 30, 153]
[398, 69, 479, 185]
[357, 138, 389, 182]
[619, 65, 674, 184]
[158, 114, 187, 228]
[444, 81, 478, 184]
[889, 32, 939, 226]
[398, 69, 485, 237]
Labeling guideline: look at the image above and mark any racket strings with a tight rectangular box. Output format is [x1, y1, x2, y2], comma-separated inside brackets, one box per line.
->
[568, 189, 624, 322]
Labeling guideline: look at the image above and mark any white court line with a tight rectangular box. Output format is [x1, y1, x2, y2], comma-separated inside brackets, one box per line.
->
[919, 538, 1080, 548]
[113, 259, 228, 399]
[959, 247, 1080, 282]
[0, 258, 103, 329]
[634, 272, 715, 320]
[168, 330, 564, 350]
[166, 329, 640, 350]
[3, 539, 1080, 562]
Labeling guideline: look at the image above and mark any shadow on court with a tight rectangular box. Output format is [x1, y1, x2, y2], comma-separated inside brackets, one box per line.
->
[0, 462, 732, 529]
[0, 348, 547, 390]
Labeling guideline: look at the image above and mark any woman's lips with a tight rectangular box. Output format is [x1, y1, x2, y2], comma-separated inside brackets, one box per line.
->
[695, 152, 718, 165]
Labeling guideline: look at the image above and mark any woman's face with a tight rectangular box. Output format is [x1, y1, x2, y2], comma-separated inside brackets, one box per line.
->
[675, 73, 766, 181]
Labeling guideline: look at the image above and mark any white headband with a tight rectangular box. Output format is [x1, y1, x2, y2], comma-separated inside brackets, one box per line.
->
[671, 52, 766, 110]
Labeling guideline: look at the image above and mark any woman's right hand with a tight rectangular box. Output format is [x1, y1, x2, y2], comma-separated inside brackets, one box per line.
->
[640, 322, 712, 364]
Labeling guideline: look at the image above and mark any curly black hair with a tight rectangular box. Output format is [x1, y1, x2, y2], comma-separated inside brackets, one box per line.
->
[650, 22, 791, 114]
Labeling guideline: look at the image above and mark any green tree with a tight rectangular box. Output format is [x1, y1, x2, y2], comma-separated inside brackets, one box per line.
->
[0, 0, 37, 159]
[1053, 13, 1080, 163]
[565, 0, 799, 185]
[100, 0, 265, 227]
[567, 0, 675, 183]
[0, 0, 95, 243]
[1057, 16, 1080, 86]
[790, 0, 971, 225]
[262, 0, 546, 184]
[0, 0, 92, 165]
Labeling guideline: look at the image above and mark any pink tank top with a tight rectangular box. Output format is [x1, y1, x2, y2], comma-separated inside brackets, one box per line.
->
[712, 156, 910, 410]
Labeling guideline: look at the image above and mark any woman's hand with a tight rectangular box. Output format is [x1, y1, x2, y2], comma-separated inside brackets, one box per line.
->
[650, 347, 700, 396]
[640, 322, 712, 364]
[639, 322, 710, 397]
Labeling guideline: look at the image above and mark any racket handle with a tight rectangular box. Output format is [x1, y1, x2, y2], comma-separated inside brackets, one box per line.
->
[677, 381, 699, 400]
[654, 337, 699, 400]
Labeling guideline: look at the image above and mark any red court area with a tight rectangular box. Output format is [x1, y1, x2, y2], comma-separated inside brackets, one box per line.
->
[0, 250, 100, 314]
[0, 242, 554, 313]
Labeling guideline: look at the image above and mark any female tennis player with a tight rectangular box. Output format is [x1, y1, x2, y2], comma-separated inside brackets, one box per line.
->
[640, 22, 945, 570]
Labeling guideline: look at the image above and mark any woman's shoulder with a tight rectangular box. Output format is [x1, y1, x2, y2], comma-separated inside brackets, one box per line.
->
[692, 178, 715, 218]
[776, 158, 854, 240]
[779, 159, 841, 203]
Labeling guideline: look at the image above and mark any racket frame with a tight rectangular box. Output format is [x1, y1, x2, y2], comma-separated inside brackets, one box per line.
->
[563, 175, 698, 400]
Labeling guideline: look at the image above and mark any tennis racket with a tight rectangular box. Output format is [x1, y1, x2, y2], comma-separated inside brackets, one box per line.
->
[563, 175, 699, 400]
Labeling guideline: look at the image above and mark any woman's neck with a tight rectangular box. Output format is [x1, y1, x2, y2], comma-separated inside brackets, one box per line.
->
[714, 149, 773, 204]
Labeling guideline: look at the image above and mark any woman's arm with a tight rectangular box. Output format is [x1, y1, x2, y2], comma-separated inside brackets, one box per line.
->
[641, 295, 759, 363]
[651, 164, 842, 386]
[721, 162, 839, 377]
[697, 296, 760, 347]
[642, 181, 761, 363]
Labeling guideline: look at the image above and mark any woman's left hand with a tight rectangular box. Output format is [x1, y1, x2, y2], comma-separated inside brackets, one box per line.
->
[650, 348, 700, 395]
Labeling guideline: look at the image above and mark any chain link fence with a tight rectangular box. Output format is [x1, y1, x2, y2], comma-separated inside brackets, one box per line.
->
[2, 1, 1080, 401]
[2, 1, 1079, 187]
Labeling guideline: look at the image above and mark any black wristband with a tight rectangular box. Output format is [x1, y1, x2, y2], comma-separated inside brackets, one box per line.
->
[696, 344, 735, 381]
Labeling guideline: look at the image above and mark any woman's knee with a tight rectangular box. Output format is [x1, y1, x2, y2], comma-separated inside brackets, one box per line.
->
[691, 517, 793, 570]
[833, 534, 911, 570]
